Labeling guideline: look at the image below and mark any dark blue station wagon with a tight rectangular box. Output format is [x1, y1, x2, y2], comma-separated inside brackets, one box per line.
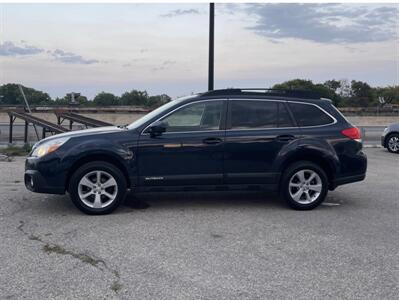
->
[25, 89, 367, 214]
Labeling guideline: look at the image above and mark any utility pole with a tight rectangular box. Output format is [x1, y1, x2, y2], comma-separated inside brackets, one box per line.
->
[208, 3, 215, 91]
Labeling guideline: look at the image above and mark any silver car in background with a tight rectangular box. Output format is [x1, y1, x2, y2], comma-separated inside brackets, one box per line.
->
[381, 122, 399, 153]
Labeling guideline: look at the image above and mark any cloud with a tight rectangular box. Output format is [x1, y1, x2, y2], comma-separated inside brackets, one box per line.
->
[0, 41, 44, 56]
[51, 49, 99, 65]
[0, 40, 100, 65]
[160, 9, 200, 18]
[152, 60, 176, 71]
[122, 57, 146, 68]
[245, 4, 398, 44]
[268, 39, 284, 44]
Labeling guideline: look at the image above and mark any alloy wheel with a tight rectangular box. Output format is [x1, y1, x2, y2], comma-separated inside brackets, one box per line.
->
[288, 169, 323, 204]
[388, 136, 399, 152]
[78, 170, 118, 209]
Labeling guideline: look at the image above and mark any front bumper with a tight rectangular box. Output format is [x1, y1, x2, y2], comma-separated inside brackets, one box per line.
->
[24, 155, 66, 195]
[381, 135, 386, 148]
[24, 170, 65, 194]
[381, 127, 390, 148]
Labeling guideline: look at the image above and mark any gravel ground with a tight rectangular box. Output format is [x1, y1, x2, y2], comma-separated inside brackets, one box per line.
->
[0, 148, 398, 299]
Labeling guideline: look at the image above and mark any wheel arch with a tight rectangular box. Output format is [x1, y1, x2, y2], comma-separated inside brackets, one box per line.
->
[384, 131, 399, 148]
[278, 149, 337, 189]
[65, 153, 131, 191]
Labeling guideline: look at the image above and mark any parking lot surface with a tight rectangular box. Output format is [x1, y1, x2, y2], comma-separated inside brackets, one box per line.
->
[0, 148, 398, 299]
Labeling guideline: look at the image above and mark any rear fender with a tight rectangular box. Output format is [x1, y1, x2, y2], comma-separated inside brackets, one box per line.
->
[274, 138, 340, 181]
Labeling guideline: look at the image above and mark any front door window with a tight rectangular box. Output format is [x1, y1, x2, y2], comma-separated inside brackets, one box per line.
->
[160, 101, 223, 133]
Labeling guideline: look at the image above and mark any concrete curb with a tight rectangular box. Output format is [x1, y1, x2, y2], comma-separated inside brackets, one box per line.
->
[363, 144, 382, 148]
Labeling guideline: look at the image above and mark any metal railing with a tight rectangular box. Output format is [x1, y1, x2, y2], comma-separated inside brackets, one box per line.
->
[55, 111, 113, 129]
[7, 111, 69, 143]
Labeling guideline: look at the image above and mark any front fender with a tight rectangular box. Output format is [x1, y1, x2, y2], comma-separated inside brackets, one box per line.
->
[60, 138, 133, 166]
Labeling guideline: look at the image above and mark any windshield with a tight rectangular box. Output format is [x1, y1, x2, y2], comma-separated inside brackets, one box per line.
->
[127, 95, 198, 130]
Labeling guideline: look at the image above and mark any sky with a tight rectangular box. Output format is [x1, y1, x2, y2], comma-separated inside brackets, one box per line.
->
[0, 3, 398, 99]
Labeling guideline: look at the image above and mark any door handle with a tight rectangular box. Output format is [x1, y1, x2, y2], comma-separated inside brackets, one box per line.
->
[203, 137, 223, 145]
[276, 135, 295, 142]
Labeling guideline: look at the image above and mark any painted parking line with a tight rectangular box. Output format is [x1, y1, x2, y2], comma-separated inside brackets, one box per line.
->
[322, 202, 341, 206]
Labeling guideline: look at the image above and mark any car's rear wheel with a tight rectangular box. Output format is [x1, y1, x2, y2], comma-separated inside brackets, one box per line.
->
[281, 161, 328, 210]
[69, 161, 127, 215]
[387, 134, 399, 153]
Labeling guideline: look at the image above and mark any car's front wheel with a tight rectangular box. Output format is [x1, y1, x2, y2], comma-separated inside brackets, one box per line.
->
[281, 161, 328, 210]
[387, 134, 399, 153]
[69, 161, 127, 215]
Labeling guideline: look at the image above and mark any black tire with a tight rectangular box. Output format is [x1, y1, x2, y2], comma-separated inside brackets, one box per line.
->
[386, 133, 399, 153]
[68, 161, 127, 215]
[280, 161, 328, 210]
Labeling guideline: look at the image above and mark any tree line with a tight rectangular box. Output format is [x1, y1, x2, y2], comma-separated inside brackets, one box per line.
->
[0, 84, 172, 108]
[273, 79, 398, 107]
[0, 79, 398, 108]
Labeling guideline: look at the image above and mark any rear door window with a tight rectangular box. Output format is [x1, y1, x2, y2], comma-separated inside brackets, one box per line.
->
[288, 102, 334, 127]
[230, 100, 278, 129]
[278, 103, 295, 127]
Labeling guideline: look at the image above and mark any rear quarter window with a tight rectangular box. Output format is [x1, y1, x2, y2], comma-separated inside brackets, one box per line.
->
[288, 102, 334, 127]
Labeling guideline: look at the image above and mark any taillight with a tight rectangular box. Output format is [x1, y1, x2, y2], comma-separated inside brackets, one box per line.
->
[341, 127, 362, 142]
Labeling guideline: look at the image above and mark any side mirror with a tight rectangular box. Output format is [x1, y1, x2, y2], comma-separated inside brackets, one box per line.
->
[148, 121, 167, 137]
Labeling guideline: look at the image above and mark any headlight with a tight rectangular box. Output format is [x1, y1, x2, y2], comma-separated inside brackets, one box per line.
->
[31, 137, 70, 157]
[383, 127, 388, 134]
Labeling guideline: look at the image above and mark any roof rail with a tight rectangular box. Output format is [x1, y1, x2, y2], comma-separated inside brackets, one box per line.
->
[201, 88, 322, 99]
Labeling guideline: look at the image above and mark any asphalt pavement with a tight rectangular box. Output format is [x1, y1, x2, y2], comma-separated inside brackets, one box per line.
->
[0, 148, 398, 299]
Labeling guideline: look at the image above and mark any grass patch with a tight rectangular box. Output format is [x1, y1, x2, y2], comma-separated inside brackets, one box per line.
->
[40, 241, 122, 291]
[110, 281, 123, 293]
[43, 244, 68, 255]
[42, 244, 105, 268]
[0, 144, 32, 156]
[210, 233, 223, 239]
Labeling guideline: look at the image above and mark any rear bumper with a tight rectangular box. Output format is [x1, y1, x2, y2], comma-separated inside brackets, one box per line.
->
[329, 148, 367, 190]
[330, 173, 366, 190]
[24, 170, 65, 194]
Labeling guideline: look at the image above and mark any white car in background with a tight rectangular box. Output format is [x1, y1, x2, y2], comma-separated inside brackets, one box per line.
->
[382, 122, 399, 153]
